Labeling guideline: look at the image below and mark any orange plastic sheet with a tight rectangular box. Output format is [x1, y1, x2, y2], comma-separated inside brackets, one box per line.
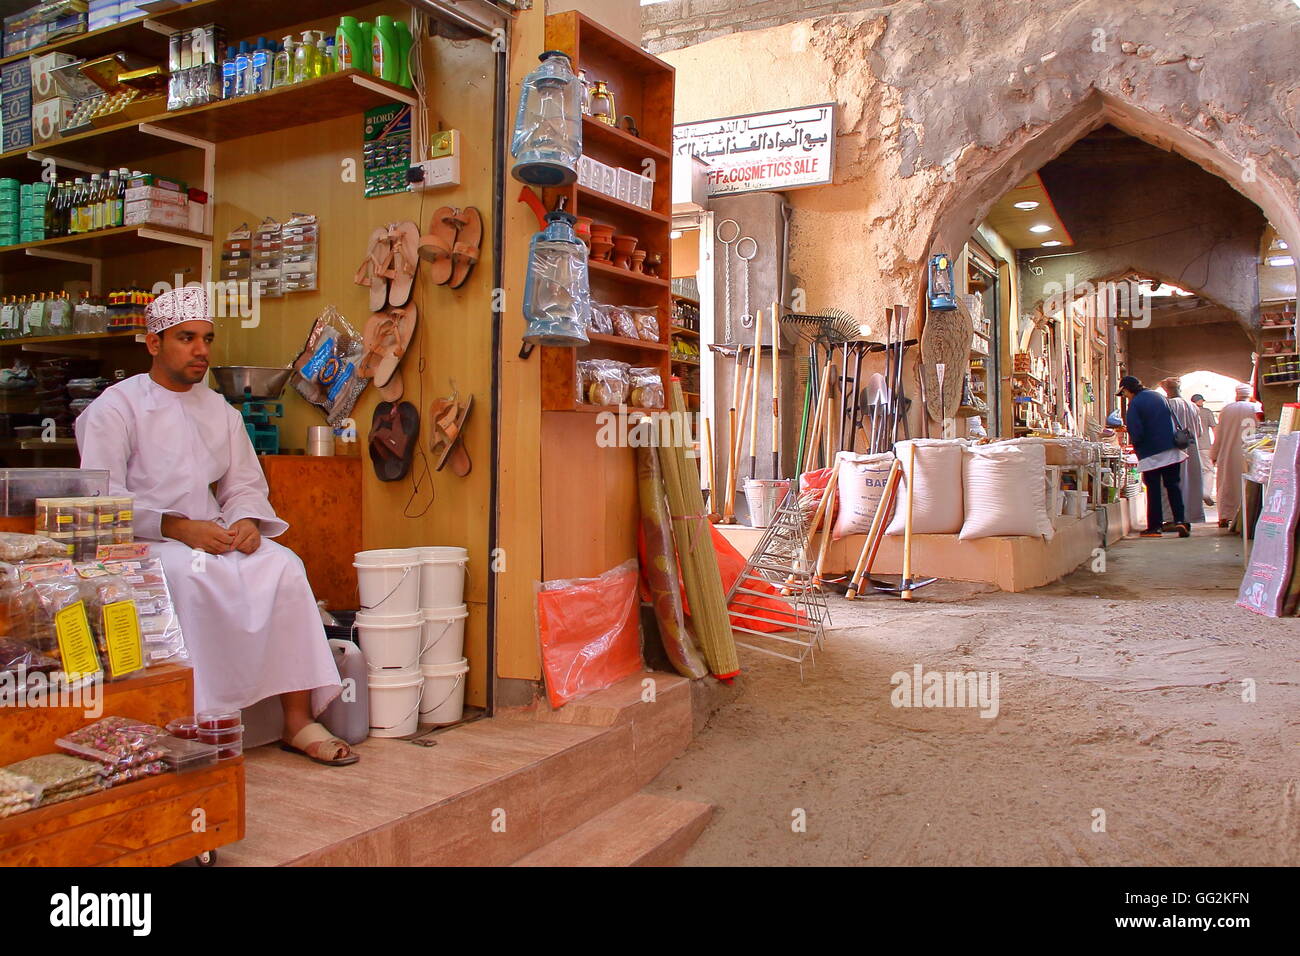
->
[536, 560, 644, 708]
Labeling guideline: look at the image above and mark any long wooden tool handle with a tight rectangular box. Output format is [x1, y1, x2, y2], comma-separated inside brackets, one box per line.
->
[846, 458, 901, 599]
[704, 417, 717, 517]
[771, 299, 780, 479]
[805, 359, 833, 471]
[723, 347, 747, 522]
[748, 310, 763, 470]
[815, 463, 840, 582]
[901, 441, 916, 601]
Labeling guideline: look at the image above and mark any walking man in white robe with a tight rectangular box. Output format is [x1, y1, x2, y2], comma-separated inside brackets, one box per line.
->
[1210, 383, 1262, 528]
[1191, 393, 1216, 506]
[75, 286, 358, 766]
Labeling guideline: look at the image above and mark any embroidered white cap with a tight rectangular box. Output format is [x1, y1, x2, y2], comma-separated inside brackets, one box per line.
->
[145, 286, 213, 335]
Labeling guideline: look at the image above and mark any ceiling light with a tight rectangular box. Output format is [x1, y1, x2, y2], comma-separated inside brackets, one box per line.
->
[669, 230, 682, 239]
[1013, 201, 1040, 210]
[1040, 240, 1063, 247]
[1278, 240, 1289, 250]
[1029, 224, 1053, 234]
[1266, 255, 1295, 267]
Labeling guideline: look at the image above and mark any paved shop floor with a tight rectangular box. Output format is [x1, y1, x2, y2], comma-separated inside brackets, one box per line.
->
[646, 523, 1299, 865]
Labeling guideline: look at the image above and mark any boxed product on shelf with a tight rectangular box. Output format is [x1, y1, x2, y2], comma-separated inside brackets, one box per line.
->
[31, 95, 74, 143]
[1, 87, 32, 124]
[31, 51, 78, 101]
[124, 172, 185, 193]
[124, 184, 185, 206]
[124, 196, 188, 228]
[1, 58, 32, 95]
[2, 6, 46, 58]
[280, 212, 318, 294]
[87, 0, 118, 32]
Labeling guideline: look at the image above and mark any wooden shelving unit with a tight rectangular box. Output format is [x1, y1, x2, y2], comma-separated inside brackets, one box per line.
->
[540, 10, 674, 413]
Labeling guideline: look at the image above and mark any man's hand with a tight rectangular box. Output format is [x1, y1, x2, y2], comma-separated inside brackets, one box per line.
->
[161, 516, 236, 555]
[229, 518, 262, 555]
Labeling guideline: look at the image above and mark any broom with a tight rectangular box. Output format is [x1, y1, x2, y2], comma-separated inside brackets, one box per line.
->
[658, 382, 741, 678]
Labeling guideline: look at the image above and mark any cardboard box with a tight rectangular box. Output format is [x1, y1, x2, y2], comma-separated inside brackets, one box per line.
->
[125, 172, 185, 192]
[124, 184, 186, 206]
[0, 88, 32, 124]
[31, 52, 79, 100]
[124, 200, 188, 229]
[31, 96, 74, 142]
[615, 167, 633, 204]
[1, 117, 33, 151]
[1, 59, 32, 95]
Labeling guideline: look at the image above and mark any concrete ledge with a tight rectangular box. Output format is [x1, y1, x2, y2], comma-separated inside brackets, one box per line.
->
[718, 500, 1135, 592]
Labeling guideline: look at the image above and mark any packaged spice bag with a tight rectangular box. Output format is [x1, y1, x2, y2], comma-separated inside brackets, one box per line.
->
[5, 753, 107, 805]
[291, 306, 369, 425]
[0, 767, 40, 818]
[57, 716, 166, 772]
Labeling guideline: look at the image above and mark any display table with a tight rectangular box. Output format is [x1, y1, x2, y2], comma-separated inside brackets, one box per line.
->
[0, 664, 245, 867]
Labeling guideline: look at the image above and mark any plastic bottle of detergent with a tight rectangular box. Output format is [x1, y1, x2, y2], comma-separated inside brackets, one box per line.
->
[233, 41, 252, 97]
[251, 37, 272, 92]
[273, 37, 293, 88]
[371, 15, 398, 84]
[322, 37, 337, 76]
[315, 32, 332, 77]
[335, 16, 369, 73]
[394, 20, 413, 88]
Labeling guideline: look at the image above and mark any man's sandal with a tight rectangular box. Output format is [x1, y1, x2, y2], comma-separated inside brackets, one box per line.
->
[280, 722, 360, 767]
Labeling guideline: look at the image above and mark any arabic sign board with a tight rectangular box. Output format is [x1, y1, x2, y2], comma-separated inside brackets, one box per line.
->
[673, 103, 836, 197]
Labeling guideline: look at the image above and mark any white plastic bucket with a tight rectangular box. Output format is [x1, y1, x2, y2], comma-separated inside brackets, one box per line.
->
[419, 604, 468, 667]
[417, 546, 468, 609]
[354, 549, 421, 616]
[355, 610, 424, 671]
[419, 657, 469, 726]
[367, 666, 423, 738]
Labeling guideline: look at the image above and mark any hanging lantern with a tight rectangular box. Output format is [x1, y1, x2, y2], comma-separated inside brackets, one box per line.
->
[510, 51, 582, 187]
[522, 209, 592, 347]
[927, 253, 957, 311]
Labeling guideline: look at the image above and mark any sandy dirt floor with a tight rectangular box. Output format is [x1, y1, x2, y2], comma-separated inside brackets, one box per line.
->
[646, 522, 1300, 865]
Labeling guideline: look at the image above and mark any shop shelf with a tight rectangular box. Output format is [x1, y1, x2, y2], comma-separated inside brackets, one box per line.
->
[570, 403, 666, 414]
[585, 332, 669, 352]
[0, 225, 209, 272]
[149, 70, 416, 143]
[577, 185, 670, 225]
[0, 71, 413, 180]
[0, 330, 141, 349]
[670, 325, 699, 337]
[672, 293, 700, 305]
[588, 258, 670, 288]
[1263, 379, 1300, 386]
[19, 437, 77, 450]
[581, 116, 670, 163]
[0, 0, 371, 68]
[670, 356, 700, 366]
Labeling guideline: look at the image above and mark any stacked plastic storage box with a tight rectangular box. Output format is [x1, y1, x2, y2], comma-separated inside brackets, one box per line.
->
[1, 58, 33, 153]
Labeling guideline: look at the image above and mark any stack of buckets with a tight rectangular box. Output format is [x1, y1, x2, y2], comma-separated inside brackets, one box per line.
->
[352, 547, 470, 738]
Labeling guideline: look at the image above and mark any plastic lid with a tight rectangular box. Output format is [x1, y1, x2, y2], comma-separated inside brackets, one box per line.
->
[196, 709, 241, 723]
[539, 50, 571, 62]
[546, 210, 577, 225]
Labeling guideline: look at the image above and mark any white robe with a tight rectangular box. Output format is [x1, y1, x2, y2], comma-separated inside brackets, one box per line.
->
[1164, 396, 1205, 523]
[75, 373, 341, 715]
[1210, 399, 1262, 522]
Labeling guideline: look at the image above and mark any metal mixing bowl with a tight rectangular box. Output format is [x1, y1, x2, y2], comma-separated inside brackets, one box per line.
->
[211, 366, 293, 401]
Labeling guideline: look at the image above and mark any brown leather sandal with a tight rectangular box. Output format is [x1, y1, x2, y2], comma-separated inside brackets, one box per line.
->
[448, 207, 482, 289]
[369, 401, 420, 481]
[430, 392, 473, 476]
[354, 226, 393, 312]
[418, 206, 458, 285]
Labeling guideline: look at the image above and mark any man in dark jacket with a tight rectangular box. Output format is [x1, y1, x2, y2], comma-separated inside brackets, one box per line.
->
[1120, 375, 1189, 538]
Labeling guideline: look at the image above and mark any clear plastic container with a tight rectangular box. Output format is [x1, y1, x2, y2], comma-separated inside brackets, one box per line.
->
[158, 735, 219, 773]
[197, 724, 243, 746]
[166, 717, 198, 740]
[0, 469, 109, 517]
[511, 51, 582, 187]
[196, 709, 241, 731]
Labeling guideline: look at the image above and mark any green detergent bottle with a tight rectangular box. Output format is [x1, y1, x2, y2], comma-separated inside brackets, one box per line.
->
[394, 20, 413, 88]
[336, 16, 370, 73]
[371, 15, 398, 84]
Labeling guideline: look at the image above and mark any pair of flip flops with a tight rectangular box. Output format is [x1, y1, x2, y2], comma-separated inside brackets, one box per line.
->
[355, 221, 421, 312]
[369, 401, 419, 482]
[359, 302, 417, 403]
[419, 207, 482, 288]
[430, 393, 473, 476]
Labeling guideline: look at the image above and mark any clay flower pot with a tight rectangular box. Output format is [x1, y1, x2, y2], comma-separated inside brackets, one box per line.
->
[589, 223, 616, 243]
[644, 253, 662, 277]
[630, 249, 647, 273]
[589, 238, 614, 262]
[611, 234, 638, 269]
[575, 216, 594, 244]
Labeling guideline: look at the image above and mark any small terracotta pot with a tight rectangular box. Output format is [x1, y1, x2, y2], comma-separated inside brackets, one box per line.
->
[575, 216, 593, 244]
[630, 249, 647, 273]
[589, 223, 616, 242]
[644, 253, 662, 277]
[611, 234, 638, 269]
[590, 238, 614, 262]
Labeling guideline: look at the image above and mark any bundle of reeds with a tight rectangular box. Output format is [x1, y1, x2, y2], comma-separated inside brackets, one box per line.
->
[636, 443, 708, 679]
[657, 382, 741, 678]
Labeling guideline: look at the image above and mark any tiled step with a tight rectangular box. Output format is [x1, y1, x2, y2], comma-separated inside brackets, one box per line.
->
[513, 792, 713, 867]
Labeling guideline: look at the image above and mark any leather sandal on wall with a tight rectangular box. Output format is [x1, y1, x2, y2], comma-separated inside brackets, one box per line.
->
[448, 207, 482, 289]
[369, 401, 420, 481]
[430, 392, 473, 477]
[354, 226, 393, 312]
[418, 206, 459, 285]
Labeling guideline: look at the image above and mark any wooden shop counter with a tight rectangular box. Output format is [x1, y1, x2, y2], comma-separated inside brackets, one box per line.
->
[0, 663, 245, 867]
